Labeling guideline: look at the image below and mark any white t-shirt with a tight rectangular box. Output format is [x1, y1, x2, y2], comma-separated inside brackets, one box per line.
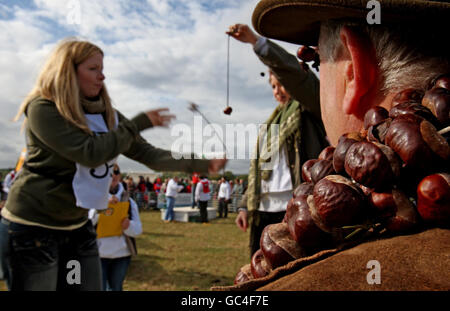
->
[259, 147, 293, 213]
[72, 113, 118, 210]
[165, 179, 184, 197]
[218, 182, 231, 200]
[195, 179, 211, 202]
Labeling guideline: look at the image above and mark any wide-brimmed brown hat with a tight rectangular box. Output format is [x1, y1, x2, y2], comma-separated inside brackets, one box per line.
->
[252, 0, 450, 46]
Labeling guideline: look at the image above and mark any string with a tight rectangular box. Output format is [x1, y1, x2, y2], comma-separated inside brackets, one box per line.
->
[226, 34, 230, 108]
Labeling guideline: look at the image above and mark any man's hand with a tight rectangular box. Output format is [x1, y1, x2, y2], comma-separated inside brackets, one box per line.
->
[226, 24, 259, 46]
[235, 210, 248, 232]
[208, 158, 227, 174]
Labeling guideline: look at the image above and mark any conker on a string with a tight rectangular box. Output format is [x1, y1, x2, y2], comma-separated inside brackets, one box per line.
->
[389, 102, 440, 128]
[367, 118, 392, 144]
[285, 194, 328, 249]
[364, 106, 389, 130]
[422, 87, 450, 127]
[383, 189, 420, 233]
[296, 46, 316, 62]
[391, 88, 424, 106]
[260, 222, 305, 270]
[344, 141, 400, 190]
[318, 146, 335, 161]
[417, 173, 450, 227]
[310, 175, 366, 232]
[310, 159, 335, 184]
[333, 132, 364, 174]
[223, 106, 232, 115]
[234, 264, 254, 285]
[293, 182, 314, 197]
[431, 74, 450, 90]
[301, 159, 318, 183]
[250, 249, 271, 279]
[385, 114, 449, 174]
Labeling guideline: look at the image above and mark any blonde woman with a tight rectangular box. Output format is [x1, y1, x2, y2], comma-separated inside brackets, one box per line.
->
[2, 38, 226, 291]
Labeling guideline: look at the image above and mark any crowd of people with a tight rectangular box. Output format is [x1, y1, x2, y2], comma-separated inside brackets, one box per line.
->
[1, 0, 449, 292]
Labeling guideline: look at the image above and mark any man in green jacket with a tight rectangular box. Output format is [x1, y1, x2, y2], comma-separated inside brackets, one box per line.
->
[228, 23, 329, 257]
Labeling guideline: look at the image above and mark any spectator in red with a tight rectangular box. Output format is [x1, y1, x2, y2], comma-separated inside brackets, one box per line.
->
[191, 173, 199, 209]
[153, 178, 162, 194]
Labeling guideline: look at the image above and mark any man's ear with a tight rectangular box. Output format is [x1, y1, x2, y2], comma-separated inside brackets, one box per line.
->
[340, 26, 378, 119]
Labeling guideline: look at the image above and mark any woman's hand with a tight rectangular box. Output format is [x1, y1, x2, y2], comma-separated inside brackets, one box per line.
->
[145, 108, 176, 127]
[226, 24, 259, 46]
[121, 218, 130, 230]
[108, 195, 119, 204]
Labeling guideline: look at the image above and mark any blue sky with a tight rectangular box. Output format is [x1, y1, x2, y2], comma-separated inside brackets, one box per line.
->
[0, 0, 302, 174]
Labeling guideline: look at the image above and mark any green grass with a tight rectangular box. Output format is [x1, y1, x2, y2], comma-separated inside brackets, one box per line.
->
[0, 209, 250, 291]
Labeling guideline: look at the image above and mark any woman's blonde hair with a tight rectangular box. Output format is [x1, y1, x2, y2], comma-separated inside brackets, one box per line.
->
[15, 38, 116, 134]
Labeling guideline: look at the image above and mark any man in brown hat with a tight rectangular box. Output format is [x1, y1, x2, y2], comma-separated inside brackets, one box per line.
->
[229, 0, 450, 290]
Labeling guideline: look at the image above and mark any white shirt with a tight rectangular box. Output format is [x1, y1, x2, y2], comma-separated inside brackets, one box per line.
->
[165, 179, 184, 198]
[2, 170, 16, 193]
[72, 112, 118, 210]
[195, 179, 211, 202]
[259, 147, 293, 213]
[89, 197, 142, 259]
[218, 182, 231, 200]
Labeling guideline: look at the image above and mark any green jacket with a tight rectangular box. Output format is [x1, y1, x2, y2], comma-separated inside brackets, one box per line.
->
[241, 38, 329, 216]
[3, 98, 209, 228]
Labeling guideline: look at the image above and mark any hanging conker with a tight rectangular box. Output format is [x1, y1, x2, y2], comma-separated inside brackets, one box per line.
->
[417, 173, 450, 227]
[223, 106, 233, 115]
[296, 46, 316, 62]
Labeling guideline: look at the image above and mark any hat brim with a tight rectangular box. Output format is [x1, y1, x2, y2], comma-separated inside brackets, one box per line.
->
[252, 0, 450, 46]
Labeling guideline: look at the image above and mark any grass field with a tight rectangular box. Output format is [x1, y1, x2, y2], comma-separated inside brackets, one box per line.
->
[0, 209, 250, 291]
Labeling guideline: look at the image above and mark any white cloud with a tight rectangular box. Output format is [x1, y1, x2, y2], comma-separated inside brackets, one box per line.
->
[0, 0, 303, 174]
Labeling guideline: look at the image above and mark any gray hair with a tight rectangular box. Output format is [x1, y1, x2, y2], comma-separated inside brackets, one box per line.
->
[319, 20, 450, 95]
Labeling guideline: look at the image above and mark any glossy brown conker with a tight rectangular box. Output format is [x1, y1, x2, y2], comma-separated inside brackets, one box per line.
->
[310, 175, 366, 232]
[285, 194, 327, 249]
[260, 222, 305, 270]
[417, 173, 450, 227]
[333, 132, 364, 174]
[250, 249, 271, 279]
